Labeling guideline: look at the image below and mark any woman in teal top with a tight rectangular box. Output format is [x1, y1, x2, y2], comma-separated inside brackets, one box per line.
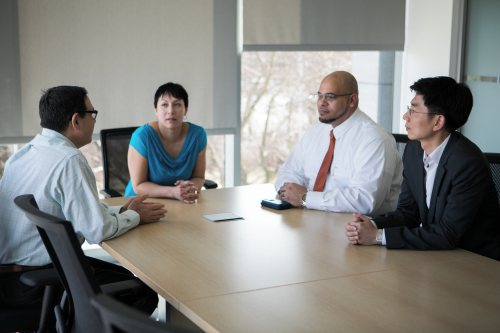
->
[125, 83, 207, 203]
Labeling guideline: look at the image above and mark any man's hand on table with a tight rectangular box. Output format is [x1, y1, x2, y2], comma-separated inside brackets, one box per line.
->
[345, 213, 378, 245]
[119, 196, 136, 213]
[279, 183, 307, 207]
[121, 193, 168, 224]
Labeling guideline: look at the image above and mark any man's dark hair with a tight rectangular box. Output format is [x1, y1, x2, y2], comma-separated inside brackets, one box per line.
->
[39, 86, 89, 133]
[154, 82, 188, 108]
[410, 76, 473, 132]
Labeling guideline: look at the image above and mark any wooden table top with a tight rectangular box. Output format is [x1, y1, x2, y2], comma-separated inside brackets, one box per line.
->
[101, 184, 500, 333]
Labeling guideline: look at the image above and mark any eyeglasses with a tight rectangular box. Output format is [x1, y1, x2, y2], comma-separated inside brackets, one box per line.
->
[309, 93, 352, 102]
[81, 110, 98, 120]
[406, 105, 440, 117]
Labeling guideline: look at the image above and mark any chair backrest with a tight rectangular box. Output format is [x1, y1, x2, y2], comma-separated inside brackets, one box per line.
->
[484, 153, 500, 204]
[101, 127, 138, 195]
[91, 294, 195, 333]
[14, 194, 103, 333]
[392, 133, 410, 159]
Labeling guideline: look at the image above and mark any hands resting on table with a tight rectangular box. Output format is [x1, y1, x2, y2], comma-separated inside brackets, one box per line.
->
[129, 179, 380, 244]
[119, 193, 168, 224]
[345, 213, 378, 245]
[279, 183, 378, 246]
[119, 192, 379, 245]
[172, 180, 199, 204]
[278, 183, 307, 207]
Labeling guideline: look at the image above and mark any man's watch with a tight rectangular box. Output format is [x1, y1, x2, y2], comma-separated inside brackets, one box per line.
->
[375, 229, 384, 245]
[302, 192, 307, 207]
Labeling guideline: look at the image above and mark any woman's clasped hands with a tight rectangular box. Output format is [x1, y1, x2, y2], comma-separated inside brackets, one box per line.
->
[174, 180, 199, 203]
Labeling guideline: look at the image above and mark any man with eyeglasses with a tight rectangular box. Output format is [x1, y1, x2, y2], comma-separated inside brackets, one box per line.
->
[276, 71, 402, 216]
[345, 76, 500, 261]
[0, 86, 167, 313]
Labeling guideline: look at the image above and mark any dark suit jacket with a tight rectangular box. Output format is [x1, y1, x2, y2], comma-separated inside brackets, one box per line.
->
[373, 131, 500, 261]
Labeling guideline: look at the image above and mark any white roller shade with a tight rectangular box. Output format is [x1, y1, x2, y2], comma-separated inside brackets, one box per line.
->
[15, 0, 214, 137]
[244, 0, 406, 51]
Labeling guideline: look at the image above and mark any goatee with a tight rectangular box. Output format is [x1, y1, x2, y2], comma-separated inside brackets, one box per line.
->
[318, 105, 349, 124]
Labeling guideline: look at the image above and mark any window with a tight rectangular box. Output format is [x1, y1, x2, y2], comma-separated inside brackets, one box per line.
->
[205, 135, 225, 188]
[0, 145, 17, 179]
[240, 51, 395, 185]
[0, 135, 225, 191]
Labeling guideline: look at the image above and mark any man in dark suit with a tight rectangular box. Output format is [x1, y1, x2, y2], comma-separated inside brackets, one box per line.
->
[345, 76, 500, 261]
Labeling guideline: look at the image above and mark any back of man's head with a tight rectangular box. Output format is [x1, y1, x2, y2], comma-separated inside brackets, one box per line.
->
[39, 86, 88, 133]
[410, 77, 473, 132]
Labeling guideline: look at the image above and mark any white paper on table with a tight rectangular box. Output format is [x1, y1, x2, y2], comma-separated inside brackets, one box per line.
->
[201, 212, 244, 222]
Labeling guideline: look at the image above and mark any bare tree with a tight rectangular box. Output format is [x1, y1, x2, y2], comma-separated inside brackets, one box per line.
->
[205, 136, 225, 187]
[240, 51, 353, 185]
[0, 145, 14, 179]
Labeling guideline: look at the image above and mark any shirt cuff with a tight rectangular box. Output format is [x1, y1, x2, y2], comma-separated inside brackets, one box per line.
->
[107, 205, 123, 215]
[304, 191, 323, 210]
[370, 219, 386, 246]
[108, 205, 140, 225]
[120, 209, 140, 225]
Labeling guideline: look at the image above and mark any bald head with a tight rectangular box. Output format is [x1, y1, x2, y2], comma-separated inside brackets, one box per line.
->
[323, 71, 359, 95]
[316, 71, 359, 127]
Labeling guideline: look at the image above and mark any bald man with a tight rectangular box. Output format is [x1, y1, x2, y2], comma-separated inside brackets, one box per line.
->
[276, 71, 402, 216]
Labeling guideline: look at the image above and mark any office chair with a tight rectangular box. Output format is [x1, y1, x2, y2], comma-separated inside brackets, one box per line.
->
[91, 294, 195, 333]
[484, 153, 500, 204]
[100, 127, 217, 198]
[14, 194, 148, 333]
[392, 133, 410, 159]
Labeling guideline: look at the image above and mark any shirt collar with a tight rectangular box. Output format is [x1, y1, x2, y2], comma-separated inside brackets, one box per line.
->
[40, 128, 77, 148]
[332, 107, 361, 139]
[423, 133, 451, 166]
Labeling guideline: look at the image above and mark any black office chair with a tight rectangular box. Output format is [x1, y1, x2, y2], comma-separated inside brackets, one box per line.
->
[100, 127, 138, 197]
[392, 133, 410, 159]
[14, 194, 148, 333]
[484, 153, 500, 204]
[91, 294, 195, 333]
[100, 127, 217, 198]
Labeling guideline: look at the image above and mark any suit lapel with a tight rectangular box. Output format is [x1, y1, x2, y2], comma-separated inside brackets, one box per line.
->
[427, 132, 459, 225]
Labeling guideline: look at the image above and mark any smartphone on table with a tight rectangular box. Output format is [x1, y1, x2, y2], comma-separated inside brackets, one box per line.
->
[261, 199, 292, 210]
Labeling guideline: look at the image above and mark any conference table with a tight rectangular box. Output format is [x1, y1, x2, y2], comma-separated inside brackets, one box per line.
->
[101, 184, 500, 333]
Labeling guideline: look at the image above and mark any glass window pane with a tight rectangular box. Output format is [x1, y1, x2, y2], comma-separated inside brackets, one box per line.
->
[241, 51, 394, 185]
[206, 135, 225, 188]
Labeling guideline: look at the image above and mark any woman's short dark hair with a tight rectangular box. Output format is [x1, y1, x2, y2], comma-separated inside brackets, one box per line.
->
[410, 77, 473, 132]
[39, 86, 89, 133]
[154, 82, 188, 108]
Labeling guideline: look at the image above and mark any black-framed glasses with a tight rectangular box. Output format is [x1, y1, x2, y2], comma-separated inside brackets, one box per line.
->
[406, 106, 439, 117]
[81, 110, 98, 120]
[309, 93, 352, 102]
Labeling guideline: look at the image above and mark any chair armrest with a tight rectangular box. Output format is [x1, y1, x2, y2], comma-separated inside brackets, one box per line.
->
[203, 179, 218, 189]
[100, 279, 146, 298]
[20, 268, 60, 287]
[100, 189, 123, 198]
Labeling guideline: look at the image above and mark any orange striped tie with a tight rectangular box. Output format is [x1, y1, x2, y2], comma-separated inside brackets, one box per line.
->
[313, 130, 335, 192]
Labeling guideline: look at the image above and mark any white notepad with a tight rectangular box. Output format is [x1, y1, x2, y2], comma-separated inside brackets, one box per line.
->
[202, 212, 244, 222]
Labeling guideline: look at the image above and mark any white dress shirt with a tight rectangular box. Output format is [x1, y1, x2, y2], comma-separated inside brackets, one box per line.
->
[275, 108, 402, 216]
[0, 129, 139, 266]
[376, 134, 451, 245]
[423, 134, 451, 208]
